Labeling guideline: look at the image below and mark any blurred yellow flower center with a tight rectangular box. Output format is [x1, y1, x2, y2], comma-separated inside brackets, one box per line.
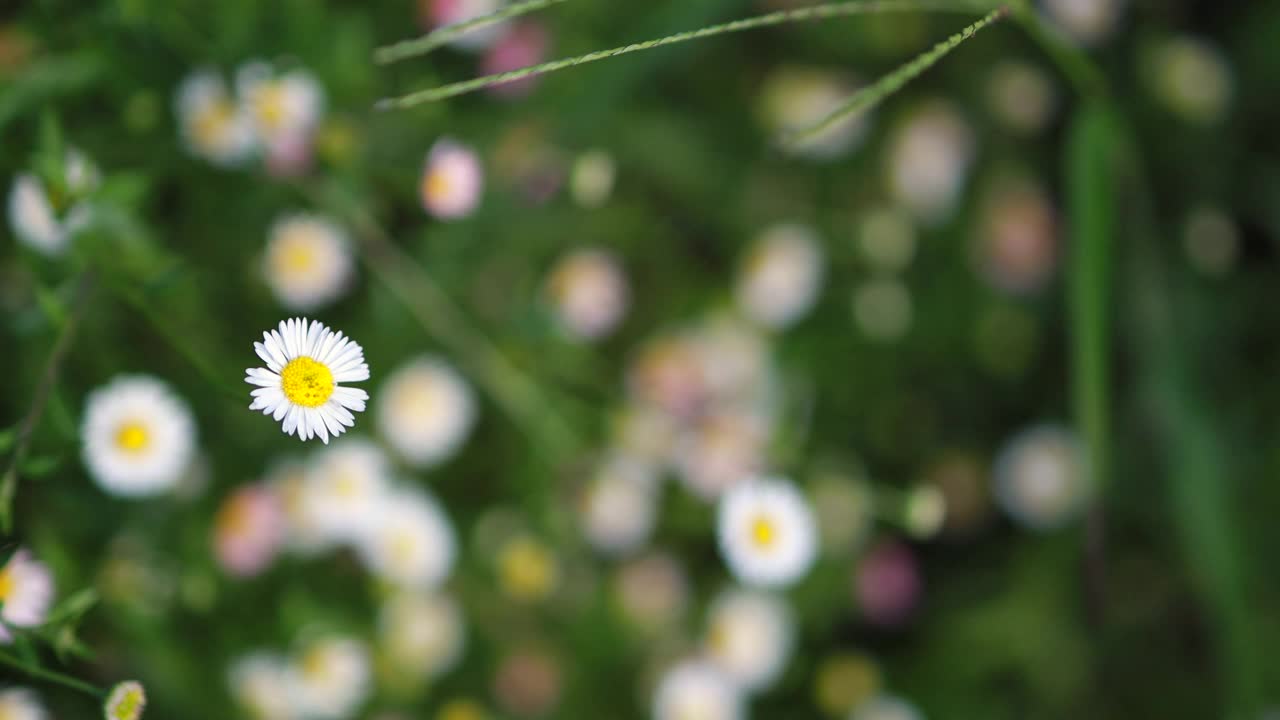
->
[281, 356, 334, 408]
[109, 687, 144, 720]
[115, 422, 151, 453]
[389, 531, 418, 569]
[0, 564, 14, 601]
[423, 169, 450, 204]
[499, 537, 557, 601]
[276, 236, 315, 275]
[256, 85, 288, 131]
[749, 515, 777, 549]
[438, 699, 487, 720]
[194, 101, 234, 148]
[301, 648, 330, 680]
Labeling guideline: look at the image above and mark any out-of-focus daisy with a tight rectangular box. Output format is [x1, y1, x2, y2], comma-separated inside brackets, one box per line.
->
[569, 150, 616, 208]
[814, 653, 881, 717]
[1183, 206, 1239, 277]
[852, 278, 913, 342]
[0, 549, 53, 643]
[265, 458, 328, 555]
[496, 534, 559, 602]
[304, 438, 392, 546]
[614, 552, 689, 633]
[545, 248, 630, 341]
[174, 69, 254, 166]
[356, 487, 456, 589]
[213, 483, 285, 578]
[229, 652, 296, 720]
[236, 61, 324, 149]
[376, 356, 476, 468]
[246, 318, 369, 443]
[8, 148, 97, 256]
[437, 699, 489, 720]
[1041, 0, 1123, 46]
[421, 138, 484, 220]
[759, 66, 869, 160]
[704, 588, 795, 693]
[986, 61, 1056, 135]
[481, 22, 550, 99]
[493, 649, 562, 718]
[973, 176, 1058, 295]
[103, 681, 146, 720]
[736, 223, 824, 331]
[580, 456, 658, 556]
[903, 484, 947, 540]
[611, 402, 679, 466]
[693, 315, 772, 404]
[263, 213, 353, 311]
[1144, 35, 1233, 125]
[82, 375, 197, 497]
[628, 334, 710, 420]
[674, 409, 768, 501]
[992, 424, 1088, 531]
[420, 0, 507, 51]
[653, 660, 744, 720]
[717, 478, 818, 588]
[379, 592, 465, 682]
[886, 100, 975, 226]
[0, 688, 47, 720]
[287, 637, 371, 720]
[854, 541, 921, 628]
[851, 694, 926, 720]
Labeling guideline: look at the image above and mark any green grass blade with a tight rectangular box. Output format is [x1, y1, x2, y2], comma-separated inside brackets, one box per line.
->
[783, 5, 1008, 147]
[375, 0, 569, 64]
[375, 0, 994, 110]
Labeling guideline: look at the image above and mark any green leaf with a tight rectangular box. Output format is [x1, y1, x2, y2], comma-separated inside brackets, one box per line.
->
[19, 455, 60, 478]
[33, 283, 68, 329]
[0, 428, 15, 455]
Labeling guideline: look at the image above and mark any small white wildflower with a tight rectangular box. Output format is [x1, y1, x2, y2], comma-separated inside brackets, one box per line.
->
[82, 375, 197, 497]
[717, 478, 818, 588]
[262, 213, 353, 311]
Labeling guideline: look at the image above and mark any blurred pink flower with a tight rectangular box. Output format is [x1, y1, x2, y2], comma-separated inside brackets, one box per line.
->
[421, 138, 484, 220]
[854, 541, 921, 627]
[214, 484, 285, 578]
[264, 132, 315, 179]
[481, 22, 550, 99]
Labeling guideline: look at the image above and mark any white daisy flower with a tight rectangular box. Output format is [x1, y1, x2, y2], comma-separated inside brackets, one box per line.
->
[103, 680, 146, 720]
[580, 456, 658, 556]
[0, 688, 48, 720]
[236, 61, 324, 148]
[82, 375, 197, 497]
[355, 487, 456, 589]
[175, 69, 255, 166]
[717, 478, 818, 588]
[545, 248, 629, 341]
[245, 318, 370, 444]
[0, 549, 54, 643]
[8, 149, 97, 257]
[229, 652, 297, 720]
[263, 213, 353, 311]
[303, 437, 392, 546]
[420, 138, 483, 220]
[376, 356, 476, 468]
[704, 588, 795, 694]
[287, 637, 371, 720]
[569, 150, 616, 208]
[887, 100, 975, 226]
[378, 592, 465, 682]
[652, 660, 744, 720]
[851, 695, 925, 720]
[993, 424, 1088, 531]
[736, 223, 824, 331]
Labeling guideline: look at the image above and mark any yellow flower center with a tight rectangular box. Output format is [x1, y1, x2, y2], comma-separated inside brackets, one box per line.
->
[109, 687, 144, 720]
[255, 85, 289, 131]
[193, 101, 234, 149]
[275, 235, 316, 275]
[0, 563, 14, 601]
[422, 169, 450, 205]
[301, 648, 329, 681]
[280, 356, 334, 408]
[438, 699, 487, 720]
[115, 422, 151, 453]
[749, 514, 777, 549]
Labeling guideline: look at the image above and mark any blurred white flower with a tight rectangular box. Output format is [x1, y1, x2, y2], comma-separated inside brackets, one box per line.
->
[736, 223, 824, 330]
[287, 637, 372, 720]
[0, 549, 54, 644]
[1146, 35, 1233, 125]
[229, 652, 296, 720]
[236, 61, 324, 149]
[569, 150, 616, 208]
[611, 402, 679, 466]
[82, 375, 197, 497]
[628, 334, 710, 420]
[1041, 0, 1124, 46]
[973, 176, 1058, 295]
[810, 472, 875, 554]
[423, 0, 507, 51]
[614, 552, 689, 633]
[377, 356, 476, 468]
[0, 688, 48, 720]
[266, 458, 329, 555]
[653, 660, 744, 720]
[421, 138, 484, 220]
[903, 484, 946, 540]
[986, 61, 1056, 135]
[887, 100, 975, 226]
[175, 69, 255, 166]
[993, 424, 1088, 531]
[759, 66, 869, 160]
[356, 487, 456, 589]
[704, 588, 795, 693]
[8, 149, 97, 256]
[717, 478, 818, 588]
[674, 409, 768, 501]
[545, 248, 630, 341]
[378, 592, 465, 681]
[693, 314, 772, 405]
[581, 455, 658, 556]
[245, 318, 370, 444]
[213, 483, 286, 578]
[263, 214, 353, 311]
[304, 437, 392, 546]
[103, 680, 146, 720]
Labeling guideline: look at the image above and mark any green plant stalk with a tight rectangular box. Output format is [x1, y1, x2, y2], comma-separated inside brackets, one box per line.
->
[786, 5, 1010, 146]
[0, 648, 103, 698]
[375, 0, 994, 110]
[1008, 0, 1106, 98]
[376, 0, 569, 64]
[0, 271, 93, 534]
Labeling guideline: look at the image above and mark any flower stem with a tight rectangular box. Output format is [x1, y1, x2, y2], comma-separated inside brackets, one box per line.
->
[0, 648, 104, 698]
[376, 0, 569, 64]
[0, 271, 93, 534]
[375, 0, 994, 110]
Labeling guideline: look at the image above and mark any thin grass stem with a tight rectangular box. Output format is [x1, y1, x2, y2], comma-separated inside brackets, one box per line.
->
[376, 0, 569, 64]
[0, 648, 103, 698]
[375, 0, 993, 110]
